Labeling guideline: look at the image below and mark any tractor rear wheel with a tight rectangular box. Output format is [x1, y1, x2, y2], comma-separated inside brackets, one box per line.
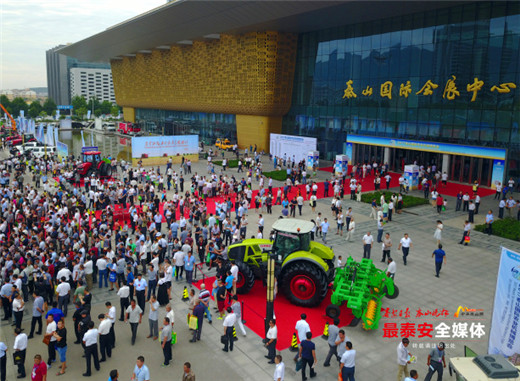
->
[235, 262, 255, 295]
[281, 261, 328, 307]
[325, 304, 341, 319]
[384, 284, 399, 299]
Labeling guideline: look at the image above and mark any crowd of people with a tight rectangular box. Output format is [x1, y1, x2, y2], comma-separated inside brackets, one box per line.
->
[0, 141, 517, 381]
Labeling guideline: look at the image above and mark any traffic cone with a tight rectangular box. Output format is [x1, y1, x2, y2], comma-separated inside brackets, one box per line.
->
[182, 286, 189, 301]
[322, 321, 329, 339]
[290, 332, 298, 352]
[233, 326, 238, 341]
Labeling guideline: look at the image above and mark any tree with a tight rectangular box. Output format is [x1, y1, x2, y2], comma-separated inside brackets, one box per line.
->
[39, 111, 48, 117]
[76, 107, 88, 119]
[99, 100, 112, 115]
[28, 100, 43, 118]
[94, 109, 102, 117]
[43, 98, 57, 116]
[10, 97, 29, 117]
[0, 95, 10, 116]
[71, 96, 87, 114]
[110, 106, 120, 117]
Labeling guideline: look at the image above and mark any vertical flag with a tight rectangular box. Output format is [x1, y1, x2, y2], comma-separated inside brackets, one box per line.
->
[87, 110, 91, 120]
[91, 131, 94, 146]
[54, 126, 60, 145]
[55, 110, 60, 121]
[81, 130, 86, 147]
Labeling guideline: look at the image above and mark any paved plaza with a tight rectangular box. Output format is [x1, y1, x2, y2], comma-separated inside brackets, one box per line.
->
[1, 149, 519, 381]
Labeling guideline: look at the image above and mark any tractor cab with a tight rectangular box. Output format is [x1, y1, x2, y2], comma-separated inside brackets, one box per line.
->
[270, 219, 313, 261]
[82, 151, 102, 163]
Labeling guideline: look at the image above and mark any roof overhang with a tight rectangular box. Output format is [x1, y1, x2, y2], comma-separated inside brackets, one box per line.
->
[59, 0, 464, 62]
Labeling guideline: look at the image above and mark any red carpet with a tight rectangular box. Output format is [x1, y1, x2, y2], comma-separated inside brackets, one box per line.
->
[192, 277, 354, 350]
[319, 166, 335, 173]
[427, 182, 495, 198]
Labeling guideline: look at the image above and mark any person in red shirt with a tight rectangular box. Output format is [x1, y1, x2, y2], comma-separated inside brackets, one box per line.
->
[436, 195, 444, 214]
[31, 354, 47, 381]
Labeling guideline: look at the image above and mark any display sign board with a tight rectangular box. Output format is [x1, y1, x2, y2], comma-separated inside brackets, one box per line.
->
[82, 146, 98, 153]
[131, 135, 199, 158]
[57, 105, 73, 110]
[270, 133, 317, 164]
[489, 247, 520, 356]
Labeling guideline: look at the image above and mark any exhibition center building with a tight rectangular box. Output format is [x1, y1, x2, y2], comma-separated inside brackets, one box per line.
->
[61, 1, 519, 186]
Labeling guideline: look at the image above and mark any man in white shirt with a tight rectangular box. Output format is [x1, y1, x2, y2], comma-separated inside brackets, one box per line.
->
[45, 315, 57, 367]
[222, 307, 237, 352]
[293, 313, 310, 360]
[84, 257, 94, 291]
[117, 283, 130, 321]
[56, 277, 71, 317]
[397, 337, 412, 381]
[82, 321, 100, 376]
[96, 255, 108, 289]
[362, 231, 374, 259]
[105, 301, 116, 349]
[398, 234, 413, 266]
[340, 341, 356, 381]
[386, 257, 396, 279]
[273, 355, 285, 381]
[13, 328, 28, 378]
[98, 313, 112, 362]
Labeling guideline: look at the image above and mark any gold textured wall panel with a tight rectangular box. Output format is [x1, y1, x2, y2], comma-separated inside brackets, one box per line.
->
[122, 107, 135, 123]
[111, 31, 297, 117]
[236, 115, 282, 152]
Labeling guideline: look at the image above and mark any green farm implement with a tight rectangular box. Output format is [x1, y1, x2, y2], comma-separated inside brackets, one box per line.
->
[326, 257, 399, 330]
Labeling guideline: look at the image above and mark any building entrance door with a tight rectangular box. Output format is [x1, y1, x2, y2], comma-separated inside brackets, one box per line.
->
[450, 155, 492, 187]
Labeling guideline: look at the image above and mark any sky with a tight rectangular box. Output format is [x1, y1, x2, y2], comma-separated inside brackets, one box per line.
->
[0, 0, 165, 90]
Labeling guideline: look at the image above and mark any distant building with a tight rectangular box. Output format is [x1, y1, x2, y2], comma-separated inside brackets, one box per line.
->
[46, 44, 113, 105]
[70, 68, 115, 103]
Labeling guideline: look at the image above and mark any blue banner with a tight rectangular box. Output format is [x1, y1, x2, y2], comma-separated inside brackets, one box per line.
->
[131, 135, 199, 158]
[489, 247, 520, 356]
[56, 141, 68, 159]
[491, 160, 505, 189]
[345, 142, 353, 165]
[347, 134, 506, 160]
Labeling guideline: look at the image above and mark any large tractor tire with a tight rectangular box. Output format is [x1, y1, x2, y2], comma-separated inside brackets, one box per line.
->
[326, 304, 341, 319]
[384, 284, 399, 299]
[281, 261, 328, 307]
[235, 262, 255, 295]
[99, 162, 113, 177]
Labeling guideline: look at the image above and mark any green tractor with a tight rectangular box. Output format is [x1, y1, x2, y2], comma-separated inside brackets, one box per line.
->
[227, 219, 335, 307]
[325, 256, 399, 330]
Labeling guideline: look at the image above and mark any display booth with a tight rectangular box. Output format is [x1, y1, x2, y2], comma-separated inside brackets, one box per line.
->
[306, 151, 319, 170]
[335, 155, 349, 177]
[404, 164, 420, 190]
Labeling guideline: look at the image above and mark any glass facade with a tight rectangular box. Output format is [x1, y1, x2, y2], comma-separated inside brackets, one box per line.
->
[283, 1, 520, 178]
[135, 108, 237, 145]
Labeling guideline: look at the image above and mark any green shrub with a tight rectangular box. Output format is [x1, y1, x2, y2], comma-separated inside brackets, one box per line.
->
[361, 191, 430, 208]
[475, 218, 520, 241]
[213, 159, 238, 168]
[262, 170, 288, 181]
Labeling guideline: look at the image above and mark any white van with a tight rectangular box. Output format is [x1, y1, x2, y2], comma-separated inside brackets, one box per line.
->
[30, 146, 56, 158]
